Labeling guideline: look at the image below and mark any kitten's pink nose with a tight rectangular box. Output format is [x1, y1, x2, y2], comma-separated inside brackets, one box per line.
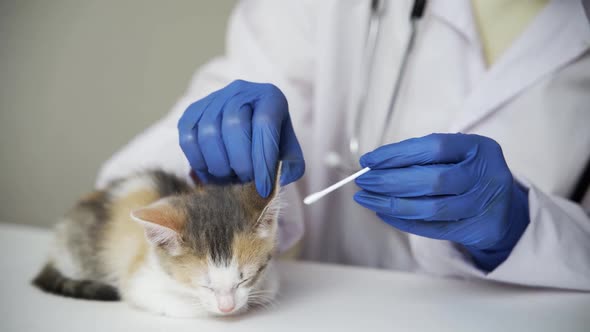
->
[219, 304, 235, 313]
[217, 295, 235, 313]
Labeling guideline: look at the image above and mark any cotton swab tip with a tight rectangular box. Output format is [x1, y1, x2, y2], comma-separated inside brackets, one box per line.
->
[303, 193, 323, 205]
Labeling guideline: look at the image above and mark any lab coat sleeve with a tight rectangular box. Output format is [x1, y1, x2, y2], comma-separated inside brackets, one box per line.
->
[95, 0, 316, 253]
[411, 185, 590, 290]
[485, 186, 590, 290]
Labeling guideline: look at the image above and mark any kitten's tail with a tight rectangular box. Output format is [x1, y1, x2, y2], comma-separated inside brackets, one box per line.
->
[32, 263, 120, 301]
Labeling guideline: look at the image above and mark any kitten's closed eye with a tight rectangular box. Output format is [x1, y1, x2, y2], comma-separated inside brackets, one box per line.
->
[236, 278, 251, 287]
[257, 263, 268, 273]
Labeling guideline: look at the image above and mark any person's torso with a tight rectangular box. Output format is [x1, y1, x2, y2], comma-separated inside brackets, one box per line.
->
[295, 0, 590, 270]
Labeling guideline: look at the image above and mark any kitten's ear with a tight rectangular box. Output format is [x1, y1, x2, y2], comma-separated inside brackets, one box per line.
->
[244, 163, 282, 238]
[130, 198, 185, 255]
[254, 197, 281, 239]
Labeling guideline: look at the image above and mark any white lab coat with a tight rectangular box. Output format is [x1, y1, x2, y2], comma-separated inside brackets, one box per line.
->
[97, 0, 590, 290]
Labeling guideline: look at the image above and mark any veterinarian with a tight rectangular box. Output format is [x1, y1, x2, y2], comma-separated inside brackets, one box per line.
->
[97, 0, 590, 290]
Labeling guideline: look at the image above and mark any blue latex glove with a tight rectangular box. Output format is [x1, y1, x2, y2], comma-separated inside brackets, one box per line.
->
[354, 133, 530, 271]
[178, 80, 305, 197]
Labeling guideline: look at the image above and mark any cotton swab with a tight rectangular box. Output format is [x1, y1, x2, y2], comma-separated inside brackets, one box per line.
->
[303, 167, 371, 205]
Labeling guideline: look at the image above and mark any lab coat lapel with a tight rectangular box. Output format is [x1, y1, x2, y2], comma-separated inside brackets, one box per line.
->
[450, 0, 590, 133]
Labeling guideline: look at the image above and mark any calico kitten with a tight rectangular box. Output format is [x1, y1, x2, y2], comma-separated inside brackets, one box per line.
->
[32, 169, 281, 317]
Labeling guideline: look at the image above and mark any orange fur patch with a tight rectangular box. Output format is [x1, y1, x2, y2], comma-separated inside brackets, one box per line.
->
[158, 253, 207, 285]
[232, 232, 275, 267]
[101, 188, 161, 283]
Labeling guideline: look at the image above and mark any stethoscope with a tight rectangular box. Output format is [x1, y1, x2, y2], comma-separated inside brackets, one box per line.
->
[325, 0, 428, 173]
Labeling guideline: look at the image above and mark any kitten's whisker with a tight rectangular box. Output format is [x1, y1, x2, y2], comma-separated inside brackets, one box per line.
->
[248, 290, 276, 296]
[249, 300, 270, 311]
[247, 294, 278, 311]
[249, 293, 278, 302]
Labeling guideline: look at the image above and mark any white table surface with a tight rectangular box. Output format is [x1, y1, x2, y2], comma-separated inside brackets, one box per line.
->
[1, 223, 588, 332]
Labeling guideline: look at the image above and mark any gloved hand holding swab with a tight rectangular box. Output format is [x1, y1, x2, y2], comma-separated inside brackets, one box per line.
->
[303, 167, 371, 205]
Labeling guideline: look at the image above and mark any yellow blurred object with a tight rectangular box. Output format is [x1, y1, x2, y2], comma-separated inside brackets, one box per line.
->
[471, 0, 549, 66]
[280, 240, 303, 260]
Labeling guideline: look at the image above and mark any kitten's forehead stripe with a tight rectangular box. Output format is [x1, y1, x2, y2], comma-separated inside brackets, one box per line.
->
[168, 180, 278, 266]
[182, 186, 252, 264]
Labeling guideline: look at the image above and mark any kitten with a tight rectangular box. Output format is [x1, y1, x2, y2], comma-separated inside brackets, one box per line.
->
[32, 169, 281, 317]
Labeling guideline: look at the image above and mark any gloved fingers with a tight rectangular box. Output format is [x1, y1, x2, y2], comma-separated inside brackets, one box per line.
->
[251, 90, 285, 198]
[197, 93, 235, 178]
[178, 95, 215, 172]
[354, 190, 481, 221]
[278, 117, 305, 186]
[193, 169, 238, 185]
[355, 164, 474, 197]
[390, 194, 484, 221]
[178, 91, 216, 133]
[378, 213, 490, 246]
[376, 213, 452, 240]
[360, 133, 479, 169]
[222, 97, 254, 182]
[252, 123, 280, 198]
[354, 190, 390, 214]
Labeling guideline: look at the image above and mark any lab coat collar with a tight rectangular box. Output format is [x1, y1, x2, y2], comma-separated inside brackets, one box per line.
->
[428, 0, 480, 46]
[450, 0, 590, 133]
